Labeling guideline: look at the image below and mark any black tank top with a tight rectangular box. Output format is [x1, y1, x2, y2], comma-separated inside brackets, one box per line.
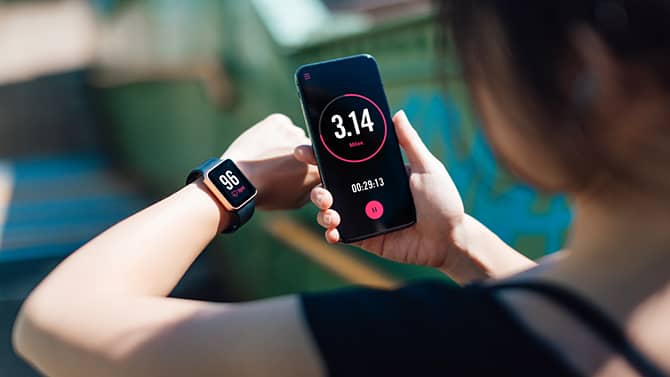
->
[300, 279, 666, 376]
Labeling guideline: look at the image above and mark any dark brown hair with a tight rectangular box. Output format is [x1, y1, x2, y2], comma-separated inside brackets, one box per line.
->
[440, 0, 670, 110]
[437, 0, 670, 191]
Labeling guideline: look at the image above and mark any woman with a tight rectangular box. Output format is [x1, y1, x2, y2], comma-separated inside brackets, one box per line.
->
[12, 1, 670, 376]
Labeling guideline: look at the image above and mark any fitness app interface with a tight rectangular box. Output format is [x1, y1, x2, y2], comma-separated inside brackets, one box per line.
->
[296, 55, 415, 242]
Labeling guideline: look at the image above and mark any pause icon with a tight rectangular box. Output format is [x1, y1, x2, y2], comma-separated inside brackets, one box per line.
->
[365, 200, 384, 220]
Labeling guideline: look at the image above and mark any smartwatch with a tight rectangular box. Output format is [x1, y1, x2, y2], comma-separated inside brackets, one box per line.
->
[186, 158, 257, 233]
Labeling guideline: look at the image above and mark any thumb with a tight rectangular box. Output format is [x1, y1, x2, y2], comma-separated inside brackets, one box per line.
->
[393, 110, 437, 173]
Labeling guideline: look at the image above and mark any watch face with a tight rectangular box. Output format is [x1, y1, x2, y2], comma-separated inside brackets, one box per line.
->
[208, 159, 256, 209]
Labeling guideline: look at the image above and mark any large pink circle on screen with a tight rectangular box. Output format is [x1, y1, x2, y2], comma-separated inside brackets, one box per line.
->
[318, 93, 388, 164]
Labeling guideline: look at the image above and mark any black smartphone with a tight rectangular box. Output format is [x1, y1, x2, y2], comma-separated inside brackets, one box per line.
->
[295, 54, 416, 243]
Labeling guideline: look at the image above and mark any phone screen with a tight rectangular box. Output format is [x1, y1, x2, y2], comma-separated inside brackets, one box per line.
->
[296, 54, 416, 242]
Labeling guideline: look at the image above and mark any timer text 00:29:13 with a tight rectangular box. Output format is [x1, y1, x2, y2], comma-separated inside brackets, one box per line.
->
[351, 177, 385, 193]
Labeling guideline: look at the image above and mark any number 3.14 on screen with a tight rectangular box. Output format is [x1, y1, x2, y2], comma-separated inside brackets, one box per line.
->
[331, 108, 375, 139]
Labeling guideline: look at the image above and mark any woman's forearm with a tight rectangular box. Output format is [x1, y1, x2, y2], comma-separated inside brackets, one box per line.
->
[11, 115, 329, 376]
[25, 180, 228, 299]
[442, 214, 537, 283]
[12, 180, 230, 374]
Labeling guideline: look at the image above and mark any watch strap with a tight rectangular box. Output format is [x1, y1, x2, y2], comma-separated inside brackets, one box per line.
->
[186, 158, 255, 233]
[222, 201, 255, 234]
[186, 158, 220, 185]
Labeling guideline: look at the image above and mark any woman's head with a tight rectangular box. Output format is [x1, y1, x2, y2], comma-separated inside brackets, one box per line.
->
[439, 0, 670, 198]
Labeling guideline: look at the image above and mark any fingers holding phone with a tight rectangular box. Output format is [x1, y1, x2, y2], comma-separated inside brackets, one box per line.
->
[302, 108, 469, 273]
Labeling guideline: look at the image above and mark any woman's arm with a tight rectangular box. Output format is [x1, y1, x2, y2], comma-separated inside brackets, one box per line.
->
[12, 115, 325, 377]
[11, 111, 536, 376]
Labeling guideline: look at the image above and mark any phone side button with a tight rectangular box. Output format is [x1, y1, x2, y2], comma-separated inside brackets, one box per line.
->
[365, 200, 384, 220]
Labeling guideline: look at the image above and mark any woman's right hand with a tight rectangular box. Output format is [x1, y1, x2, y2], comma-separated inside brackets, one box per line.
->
[295, 110, 480, 281]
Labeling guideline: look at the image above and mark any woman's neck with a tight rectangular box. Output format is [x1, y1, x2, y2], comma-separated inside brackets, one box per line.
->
[552, 188, 670, 321]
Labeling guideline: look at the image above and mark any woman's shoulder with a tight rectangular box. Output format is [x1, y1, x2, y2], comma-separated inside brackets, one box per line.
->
[300, 279, 578, 376]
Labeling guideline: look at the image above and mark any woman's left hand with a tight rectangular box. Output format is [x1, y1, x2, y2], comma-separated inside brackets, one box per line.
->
[222, 113, 321, 210]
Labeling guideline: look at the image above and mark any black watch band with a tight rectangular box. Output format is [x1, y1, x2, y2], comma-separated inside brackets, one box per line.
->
[221, 201, 255, 233]
[186, 158, 256, 234]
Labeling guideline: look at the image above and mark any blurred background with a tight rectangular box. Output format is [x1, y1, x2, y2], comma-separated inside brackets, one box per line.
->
[0, 0, 571, 375]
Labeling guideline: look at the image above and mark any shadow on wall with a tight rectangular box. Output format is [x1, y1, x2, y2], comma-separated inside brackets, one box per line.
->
[404, 91, 572, 258]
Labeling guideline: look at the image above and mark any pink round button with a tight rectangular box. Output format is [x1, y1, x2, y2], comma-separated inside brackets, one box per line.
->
[365, 200, 384, 220]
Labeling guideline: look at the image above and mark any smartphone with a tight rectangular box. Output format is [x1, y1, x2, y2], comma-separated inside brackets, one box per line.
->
[295, 54, 416, 243]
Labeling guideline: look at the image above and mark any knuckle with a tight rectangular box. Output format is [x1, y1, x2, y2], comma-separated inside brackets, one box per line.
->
[311, 191, 325, 206]
[266, 113, 292, 126]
